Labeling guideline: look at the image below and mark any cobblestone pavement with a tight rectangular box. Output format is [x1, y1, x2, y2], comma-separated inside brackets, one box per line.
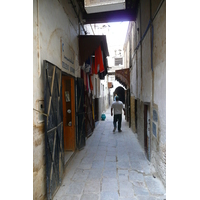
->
[53, 108, 166, 200]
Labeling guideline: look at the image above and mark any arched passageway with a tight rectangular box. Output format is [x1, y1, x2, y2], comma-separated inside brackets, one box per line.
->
[114, 86, 125, 104]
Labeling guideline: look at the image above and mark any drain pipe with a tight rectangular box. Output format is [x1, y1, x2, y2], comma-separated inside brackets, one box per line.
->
[69, 0, 87, 35]
[152, 0, 165, 22]
[150, 0, 153, 72]
[133, 0, 165, 61]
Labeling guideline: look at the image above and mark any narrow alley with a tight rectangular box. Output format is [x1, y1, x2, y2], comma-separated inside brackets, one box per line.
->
[53, 108, 166, 200]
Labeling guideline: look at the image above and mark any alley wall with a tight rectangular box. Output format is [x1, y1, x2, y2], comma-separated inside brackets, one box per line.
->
[33, 0, 83, 199]
[125, 0, 166, 187]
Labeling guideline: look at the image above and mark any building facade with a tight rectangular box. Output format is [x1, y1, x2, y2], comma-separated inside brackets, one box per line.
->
[123, 0, 166, 186]
[33, 0, 109, 199]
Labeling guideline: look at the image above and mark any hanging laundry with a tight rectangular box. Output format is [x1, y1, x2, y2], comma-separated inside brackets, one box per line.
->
[90, 56, 95, 75]
[89, 75, 93, 91]
[95, 45, 104, 74]
[85, 72, 88, 91]
[97, 50, 108, 80]
[87, 74, 91, 93]
[85, 57, 91, 73]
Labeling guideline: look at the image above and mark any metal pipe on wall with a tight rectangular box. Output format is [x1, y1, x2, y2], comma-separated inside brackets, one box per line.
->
[69, 0, 87, 35]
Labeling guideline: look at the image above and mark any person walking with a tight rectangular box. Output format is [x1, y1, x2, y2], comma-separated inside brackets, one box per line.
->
[114, 94, 118, 101]
[111, 96, 125, 132]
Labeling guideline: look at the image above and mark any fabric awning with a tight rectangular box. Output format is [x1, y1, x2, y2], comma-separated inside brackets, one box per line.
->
[115, 68, 130, 89]
[78, 35, 109, 66]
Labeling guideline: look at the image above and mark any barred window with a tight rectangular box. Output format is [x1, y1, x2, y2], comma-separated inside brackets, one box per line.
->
[115, 57, 123, 66]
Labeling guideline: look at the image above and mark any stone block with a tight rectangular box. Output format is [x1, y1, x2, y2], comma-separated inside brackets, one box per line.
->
[72, 169, 89, 181]
[105, 155, 116, 162]
[133, 185, 149, 196]
[102, 179, 118, 192]
[65, 182, 85, 195]
[104, 161, 116, 169]
[81, 193, 99, 200]
[84, 180, 100, 193]
[144, 176, 166, 195]
[87, 169, 103, 181]
[100, 191, 119, 200]
[103, 169, 117, 179]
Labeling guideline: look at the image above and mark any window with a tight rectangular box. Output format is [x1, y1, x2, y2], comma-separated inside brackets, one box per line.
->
[115, 57, 123, 66]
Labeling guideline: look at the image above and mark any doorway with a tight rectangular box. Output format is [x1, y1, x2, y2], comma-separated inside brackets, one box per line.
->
[114, 86, 125, 104]
[144, 103, 150, 161]
[62, 75, 76, 163]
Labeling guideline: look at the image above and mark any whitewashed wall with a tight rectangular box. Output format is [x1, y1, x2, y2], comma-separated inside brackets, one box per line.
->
[124, 0, 166, 187]
[33, 0, 83, 199]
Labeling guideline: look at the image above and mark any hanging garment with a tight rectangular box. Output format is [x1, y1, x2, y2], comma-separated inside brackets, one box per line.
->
[91, 57, 95, 75]
[85, 57, 91, 73]
[95, 45, 104, 74]
[86, 72, 89, 91]
[89, 75, 93, 91]
[87, 74, 91, 93]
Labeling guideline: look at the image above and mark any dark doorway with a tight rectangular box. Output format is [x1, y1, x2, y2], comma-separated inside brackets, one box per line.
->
[135, 99, 137, 132]
[114, 86, 125, 104]
[144, 103, 150, 161]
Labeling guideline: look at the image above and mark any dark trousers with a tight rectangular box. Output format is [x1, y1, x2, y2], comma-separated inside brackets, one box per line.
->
[113, 114, 122, 130]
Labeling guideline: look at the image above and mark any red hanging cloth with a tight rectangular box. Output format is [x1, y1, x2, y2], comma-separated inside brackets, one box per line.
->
[89, 75, 93, 91]
[95, 45, 104, 74]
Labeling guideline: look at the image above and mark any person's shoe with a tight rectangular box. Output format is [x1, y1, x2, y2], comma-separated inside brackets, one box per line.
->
[113, 127, 116, 132]
[118, 129, 122, 132]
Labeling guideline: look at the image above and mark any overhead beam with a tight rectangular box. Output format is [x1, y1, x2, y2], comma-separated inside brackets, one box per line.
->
[82, 9, 137, 24]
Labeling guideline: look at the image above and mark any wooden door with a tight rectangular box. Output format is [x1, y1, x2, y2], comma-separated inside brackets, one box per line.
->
[62, 76, 75, 151]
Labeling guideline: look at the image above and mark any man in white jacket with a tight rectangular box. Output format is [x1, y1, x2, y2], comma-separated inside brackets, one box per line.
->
[111, 96, 125, 132]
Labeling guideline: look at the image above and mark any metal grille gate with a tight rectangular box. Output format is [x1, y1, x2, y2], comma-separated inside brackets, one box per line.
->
[43, 61, 64, 200]
[76, 78, 86, 149]
[85, 92, 95, 137]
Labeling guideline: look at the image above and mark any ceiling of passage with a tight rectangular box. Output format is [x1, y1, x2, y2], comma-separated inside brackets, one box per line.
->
[77, 0, 139, 24]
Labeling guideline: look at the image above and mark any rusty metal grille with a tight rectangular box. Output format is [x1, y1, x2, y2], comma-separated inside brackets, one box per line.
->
[85, 91, 94, 137]
[75, 78, 86, 150]
[43, 60, 64, 200]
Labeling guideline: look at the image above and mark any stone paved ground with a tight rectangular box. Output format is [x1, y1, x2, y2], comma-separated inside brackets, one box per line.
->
[53, 108, 166, 200]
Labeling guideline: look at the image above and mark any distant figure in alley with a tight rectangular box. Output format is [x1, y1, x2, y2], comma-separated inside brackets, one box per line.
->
[114, 93, 118, 101]
[111, 96, 125, 132]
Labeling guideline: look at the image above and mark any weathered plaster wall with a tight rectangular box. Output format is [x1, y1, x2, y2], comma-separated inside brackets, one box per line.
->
[33, 0, 46, 199]
[125, 0, 166, 187]
[151, 0, 166, 186]
[130, 96, 136, 133]
[33, 0, 83, 199]
[142, 31, 152, 103]
[130, 39, 137, 97]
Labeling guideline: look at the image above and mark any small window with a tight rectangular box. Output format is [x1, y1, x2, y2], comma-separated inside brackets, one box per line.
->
[115, 57, 123, 66]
